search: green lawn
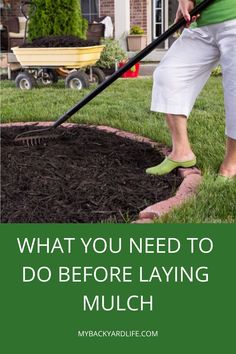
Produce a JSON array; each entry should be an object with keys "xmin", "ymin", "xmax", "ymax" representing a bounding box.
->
[{"xmin": 1, "ymin": 77, "xmax": 235, "ymax": 223}]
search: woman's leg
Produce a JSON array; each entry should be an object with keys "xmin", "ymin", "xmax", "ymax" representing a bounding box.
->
[
  {"xmin": 219, "ymin": 20, "xmax": 236, "ymax": 178},
  {"xmin": 146, "ymin": 113, "xmax": 196, "ymax": 175},
  {"xmin": 166, "ymin": 114, "xmax": 195, "ymax": 162},
  {"xmin": 219, "ymin": 138, "xmax": 236, "ymax": 177},
  {"xmin": 148, "ymin": 27, "xmax": 219, "ymax": 175}
]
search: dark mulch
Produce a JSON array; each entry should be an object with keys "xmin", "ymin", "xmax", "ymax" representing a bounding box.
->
[
  {"xmin": 20, "ymin": 35, "xmax": 100, "ymax": 48},
  {"xmin": 1, "ymin": 126, "xmax": 182, "ymax": 223}
]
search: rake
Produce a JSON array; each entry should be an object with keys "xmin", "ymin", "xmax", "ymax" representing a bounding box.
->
[{"xmin": 14, "ymin": 0, "xmax": 215, "ymax": 146}]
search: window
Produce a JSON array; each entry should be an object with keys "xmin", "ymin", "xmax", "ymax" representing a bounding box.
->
[
  {"xmin": 153, "ymin": 0, "xmax": 164, "ymax": 38},
  {"xmin": 81, "ymin": 0, "xmax": 100, "ymax": 23}
]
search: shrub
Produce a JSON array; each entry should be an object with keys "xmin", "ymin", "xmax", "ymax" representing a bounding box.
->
[
  {"xmin": 28, "ymin": 0, "xmax": 88, "ymax": 40},
  {"xmin": 96, "ymin": 38, "xmax": 127, "ymax": 69},
  {"xmin": 130, "ymin": 25, "xmax": 145, "ymax": 35}
]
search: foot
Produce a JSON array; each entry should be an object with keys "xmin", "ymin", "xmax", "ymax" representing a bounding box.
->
[
  {"xmin": 168, "ymin": 152, "xmax": 196, "ymax": 162},
  {"xmin": 219, "ymin": 164, "xmax": 236, "ymax": 179},
  {"xmin": 146, "ymin": 156, "xmax": 197, "ymax": 176}
]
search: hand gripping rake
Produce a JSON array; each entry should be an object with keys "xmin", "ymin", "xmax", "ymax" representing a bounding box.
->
[{"xmin": 14, "ymin": 0, "xmax": 215, "ymax": 145}]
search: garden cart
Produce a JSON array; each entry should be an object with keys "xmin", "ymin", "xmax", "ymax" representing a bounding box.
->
[
  {"xmin": 12, "ymin": 45, "xmax": 106, "ymax": 90},
  {"xmin": 12, "ymin": 0, "xmax": 106, "ymax": 90}
]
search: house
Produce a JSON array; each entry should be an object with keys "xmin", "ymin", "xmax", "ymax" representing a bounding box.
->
[
  {"xmin": 1, "ymin": 0, "xmax": 178, "ymax": 78},
  {"xmin": 1, "ymin": 0, "xmax": 177, "ymax": 60},
  {"xmin": 81, "ymin": 0, "xmax": 178, "ymax": 61}
]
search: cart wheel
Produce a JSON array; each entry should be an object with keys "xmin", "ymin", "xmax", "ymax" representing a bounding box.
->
[
  {"xmin": 65, "ymin": 71, "xmax": 90, "ymax": 90},
  {"xmin": 15, "ymin": 72, "xmax": 37, "ymax": 90},
  {"xmin": 86, "ymin": 66, "xmax": 106, "ymax": 84},
  {"xmin": 41, "ymin": 69, "xmax": 58, "ymax": 85}
]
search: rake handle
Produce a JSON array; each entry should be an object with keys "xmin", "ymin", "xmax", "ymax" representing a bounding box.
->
[{"xmin": 53, "ymin": 0, "xmax": 215, "ymax": 129}]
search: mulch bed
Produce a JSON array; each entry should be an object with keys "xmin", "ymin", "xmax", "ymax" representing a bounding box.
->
[
  {"xmin": 20, "ymin": 35, "xmax": 100, "ymax": 48},
  {"xmin": 1, "ymin": 126, "xmax": 182, "ymax": 223}
]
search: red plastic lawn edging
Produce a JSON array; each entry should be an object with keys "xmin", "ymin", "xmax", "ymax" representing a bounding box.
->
[{"xmin": 1, "ymin": 122, "xmax": 202, "ymax": 223}]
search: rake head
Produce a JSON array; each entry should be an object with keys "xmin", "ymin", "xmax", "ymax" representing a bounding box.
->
[{"xmin": 14, "ymin": 127, "xmax": 58, "ymax": 146}]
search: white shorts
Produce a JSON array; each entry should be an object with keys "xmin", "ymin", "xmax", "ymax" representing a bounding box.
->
[{"xmin": 151, "ymin": 19, "xmax": 236, "ymax": 140}]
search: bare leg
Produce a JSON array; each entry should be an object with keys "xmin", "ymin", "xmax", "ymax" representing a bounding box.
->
[
  {"xmin": 146, "ymin": 114, "xmax": 196, "ymax": 175},
  {"xmin": 219, "ymin": 137, "xmax": 236, "ymax": 178},
  {"xmin": 166, "ymin": 114, "xmax": 196, "ymax": 161}
]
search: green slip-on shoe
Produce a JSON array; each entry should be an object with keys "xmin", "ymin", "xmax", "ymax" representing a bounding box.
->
[{"xmin": 146, "ymin": 157, "xmax": 197, "ymax": 176}]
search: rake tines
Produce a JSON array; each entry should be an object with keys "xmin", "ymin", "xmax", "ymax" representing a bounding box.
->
[
  {"xmin": 14, "ymin": 127, "xmax": 58, "ymax": 146},
  {"xmin": 15, "ymin": 134, "xmax": 57, "ymax": 146}
]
